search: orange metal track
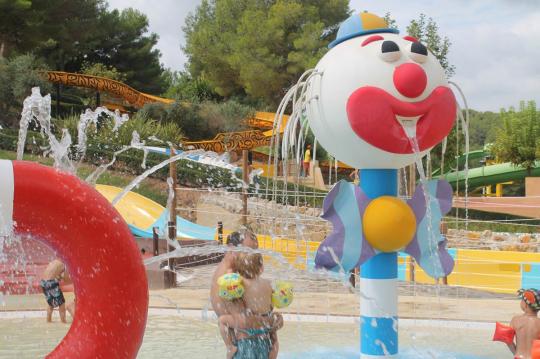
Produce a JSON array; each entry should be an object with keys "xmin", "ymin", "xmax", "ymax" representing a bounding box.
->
[{"xmin": 46, "ymin": 71, "xmax": 287, "ymax": 151}]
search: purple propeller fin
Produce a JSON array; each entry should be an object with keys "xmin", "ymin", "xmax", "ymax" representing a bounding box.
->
[
  {"xmin": 314, "ymin": 180, "xmax": 375, "ymax": 272},
  {"xmin": 405, "ymin": 180, "xmax": 454, "ymax": 278}
]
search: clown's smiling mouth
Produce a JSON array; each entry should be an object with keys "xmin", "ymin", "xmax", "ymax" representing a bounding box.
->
[
  {"xmin": 346, "ymin": 86, "xmax": 457, "ymax": 154},
  {"xmin": 396, "ymin": 115, "xmax": 421, "ymax": 139}
]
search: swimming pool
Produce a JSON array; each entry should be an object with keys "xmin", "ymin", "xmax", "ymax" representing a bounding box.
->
[{"xmin": 0, "ymin": 310, "xmax": 506, "ymax": 358}]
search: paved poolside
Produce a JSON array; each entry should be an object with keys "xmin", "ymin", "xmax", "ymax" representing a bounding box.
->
[{"xmin": 1, "ymin": 261, "xmax": 519, "ymax": 325}]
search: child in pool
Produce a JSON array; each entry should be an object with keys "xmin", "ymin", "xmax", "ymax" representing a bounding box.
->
[
  {"xmin": 40, "ymin": 259, "xmax": 75, "ymax": 323},
  {"xmin": 219, "ymin": 253, "xmax": 280, "ymax": 359},
  {"xmin": 503, "ymin": 289, "xmax": 540, "ymax": 359}
]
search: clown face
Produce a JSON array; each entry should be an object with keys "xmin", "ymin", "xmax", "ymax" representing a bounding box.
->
[{"xmin": 306, "ymin": 32, "xmax": 457, "ymax": 169}]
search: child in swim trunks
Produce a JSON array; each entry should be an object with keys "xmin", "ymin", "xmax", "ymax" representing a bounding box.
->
[
  {"xmin": 40, "ymin": 259, "xmax": 72, "ymax": 323},
  {"xmin": 219, "ymin": 253, "xmax": 279, "ymax": 359},
  {"xmin": 495, "ymin": 288, "xmax": 540, "ymax": 359}
]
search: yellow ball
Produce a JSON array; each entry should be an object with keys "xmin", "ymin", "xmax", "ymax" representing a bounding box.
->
[
  {"xmin": 217, "ymin": 273, "xmax": 245, "ymax": 300},
  {"xmin": 362, "ymin": 196, "xmax": 416, "ymax": 252},
  {"xmin": 272, "ymin": 281, "xmax": 294, "ymax": 309}
]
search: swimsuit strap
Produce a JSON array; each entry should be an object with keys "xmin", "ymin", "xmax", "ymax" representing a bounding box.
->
[
  {"xmin": 237, "ymin": 327, "xmax": 270, "ymax": 337},
  {"xmin": 245, "ymin": 308, "xmax": 273, "ymax": 317}
]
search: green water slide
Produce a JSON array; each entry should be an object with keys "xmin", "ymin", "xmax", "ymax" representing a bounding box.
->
[
  {"xmin": 431, "ymin": 149, "xmax": 487, "ymax": 177},
  {"xmin": 440, "ymin": 161, "xmax": 540, "ymax": 190}
]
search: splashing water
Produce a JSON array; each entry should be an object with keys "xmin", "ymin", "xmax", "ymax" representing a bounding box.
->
[
  {"xmin": 77, "ymin": 107, "xmax": 128, "ymax": 160},
  {"xmin": 266, "ymin": 68, "xmax": 323, "ymax": 206},
  {"xmin": 16, "ymin": 88, "xmax": 133, "ymax": 175},
  {"xmin": 449, "ymin": 81, "xmax": 471, "ymax": 230},
  {"xmin": 406, "ymin": 133, "xmax": 442, "ymax": 277},
  {"xmin": 164, "ymin": 177, "xmax": 180, "ymax": 250},
  {"xmin": 17, "ymin": 87, "xmax": 47, "ymax": 160},
  {"xmin": 17, "ymin": 87, "xmax": 75, "ymax": 173},
  {"xmin": 111, "ymin": 150, "xmax": 205, "ymax": 206},
  {"xmin": 130, "ymin": 131, "xmax": 149, "ymax": 169},
  {"xmin": 85, "ymin": 131, "xmax": 149, "ymax": 186}
]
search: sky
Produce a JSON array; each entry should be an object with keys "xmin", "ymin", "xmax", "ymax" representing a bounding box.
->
[{"xmin": 106, "ymin": 0, "xmax": 540, "ymax": 112}]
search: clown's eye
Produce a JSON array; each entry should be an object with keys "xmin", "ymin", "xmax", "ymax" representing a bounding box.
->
[
  {"xmin": 380, "ymin": 41, "xmax": 401, "ymax": 62},
  {"xmin": 409, "ymin": 42, "xmax": 428, "ymax": 63}
]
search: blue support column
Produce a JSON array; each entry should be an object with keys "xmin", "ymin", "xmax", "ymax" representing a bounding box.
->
[{"xmin": 359, "ymin": 169, "xmax": 398, "ymax": 358}]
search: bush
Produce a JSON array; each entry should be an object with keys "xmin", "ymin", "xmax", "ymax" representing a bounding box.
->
[
  {"xmin": 160, "ymin": 101, "xmax": 208, "ymax": 139},
  {"xmin": 163, "ymin": 70, "xmax": 220, "ymax": 102},
  {"xmin": 140, "ymin": 99, "xmax": 254, "ymax": 141},
  {"xmin": 81, "ymin": 62, "xmax": 126, "ymax": 82},
  {"xmin": 0, "ymin": 54, "xmax": 51, "ymax": 128},
  {"xmin": 197, "ymin": 100, "xmax": 253, "ymax": 135},
  {"xmin": 0, "ymin": 126, "xmax": 242, "ymax": 189},
  {"xmin": 0, "ymin": 128, "xmax": 49, "ymax": 154},
  {"xmin": 55, "ymin": 111, "xmax": 184, "ymax": 148},
  {"xmin": 84, "ymin": 145, "xmax": 243, "ymax": 189}
]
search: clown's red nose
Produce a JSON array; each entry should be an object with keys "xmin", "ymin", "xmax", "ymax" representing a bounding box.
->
[{"xmin": 393, "ymin": 63, "xmax": 427, "ymax": 98}]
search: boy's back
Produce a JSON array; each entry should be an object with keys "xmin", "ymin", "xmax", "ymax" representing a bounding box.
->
[
  {"xmin": 243, "ymin": 277, "xmax": 273, "ymax": 316},
  {"xmin": 511, "ymin": 314, "xmax": 540, "ymax": 359},
  {"xmin": 42, "ymin": 259, "xmax": 64, "ymax": 280},
  {"xmin": 235, "ymin": 253, "xmax": 274, "ymax": 329}
]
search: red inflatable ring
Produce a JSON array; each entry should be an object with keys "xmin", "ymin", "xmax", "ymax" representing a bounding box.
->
[{"xmin": 0, "ymin": 160, "xmax": 148, "ymax": 358}]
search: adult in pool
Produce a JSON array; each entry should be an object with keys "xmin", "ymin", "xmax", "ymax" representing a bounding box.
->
[
  {"xmin": 219, "ymin": 253, "xmax": 277, "ymax": 359},
  {"xmin": 210, "ymin": 228, "xmax": 283, "ymax": 358}
]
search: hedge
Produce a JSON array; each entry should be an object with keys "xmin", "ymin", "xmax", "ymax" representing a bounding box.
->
[{"xmin": 0, "ymin": 128, "xmax": 327, "ymax": 206}]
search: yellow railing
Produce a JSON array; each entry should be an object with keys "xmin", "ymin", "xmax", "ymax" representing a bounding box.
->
[
  {"xmin": 213, "ymin": 231, "xmax": 540, "ymax": 293},
  {"xmin": 403, "ymin": 249, "xmax": 540, "ymax": 294}
]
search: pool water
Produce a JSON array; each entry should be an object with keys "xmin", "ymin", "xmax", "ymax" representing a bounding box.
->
[{"xmin": 0, "ymin": 313, "xmax": 507, "ymax": 358}]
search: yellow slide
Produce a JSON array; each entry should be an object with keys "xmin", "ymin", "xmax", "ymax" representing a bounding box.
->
[
  {"xmin": 95, "ymin": 185, "xmax": 216, "ymax": 240},
  {"xmin": 94, "ymin": 184, "xmax": 316, "ymax": 266}
]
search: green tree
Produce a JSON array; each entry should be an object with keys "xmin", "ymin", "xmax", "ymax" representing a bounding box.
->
[
  {"xmin": 492, "ymin": 101, "xmax": 539, "ymax": 175},
  {"xmin": 382, "ymin": 12, "xmax": 397, "ymax": 30},
  {"xmin": 30, "ymin": 0, "xmax": 105, "ymax": 70},
  {"xmin": 1, "ymin": 2, "xmax": 166, "ymax": 94},
  {"xmin": 197, "ymin": 100, "xmax": 253, "ymax": 136},
  {"xmin": 0, "ymin": 54, "xmax": 51, "ymax": 127},
  {"xmin": 0, "ymin": 0, "xmax": 32, "ymax": 58},
  {"xmin": 70, "ymin": 62, "xmax": 127, "ymax": 108},
  {"xmin": 467, "ymin": 110, "xmax": 501, "ymax": 150},
  {"xmin": 183, "ymin": 0, "xmax": 349, "ymax": 105},
  {"xmin": 84, "ymin": 8, "xmax": 166, "ymax": 94},
  {"xmin": 163, "ymin": 70, "xmax": 220, "ymax": 102},
  {"xmin": 81, "ymin": 62, "xmax": 126, "ymax": 82},
  {"xmin": 139, "ymin": 98, "xmax": 254, "ymax": 141},
  {"xmin": 406, "ymin": 13, "xmax": 455, "ymax": 77}
]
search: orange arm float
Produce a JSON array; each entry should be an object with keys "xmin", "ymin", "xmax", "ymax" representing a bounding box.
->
[
  {"xmin": 532, "ymin": 340, "xmax": 540, "ymax": 359},
  {"xmin": 492, "ymin": 322, "xmax": 515, "ymax": 345}
]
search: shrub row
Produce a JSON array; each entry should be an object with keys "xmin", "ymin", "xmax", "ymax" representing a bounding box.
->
[
  {"xmin": 0, "ymin": 129, "xmax": 242, "ymax": 189},
  {"xmin": 0, "ymin": 129, "xmax": 326, "ymax": 207}
]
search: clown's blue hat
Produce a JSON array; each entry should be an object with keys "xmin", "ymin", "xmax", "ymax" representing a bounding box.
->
[{"xmin": 329, "ymin": 12, "xmax": 399, "ymax": 48}]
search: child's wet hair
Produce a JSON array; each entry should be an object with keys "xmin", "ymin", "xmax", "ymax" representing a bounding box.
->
[
  {"xmin": 226, "ymin": 231, "xmax": 244, "ymax": 246},
  {"xmin": 226, "ymin": 226, "xmax": 256, "ymax": 247},
  {"xmin": 235, "ymin": 253, "xmax": 263, "ymax": 279}
]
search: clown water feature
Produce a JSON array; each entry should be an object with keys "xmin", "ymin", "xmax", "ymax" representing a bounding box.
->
[{"xmin": 274, "ymin": 12, "xmax": 458, "ymax": 358}]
